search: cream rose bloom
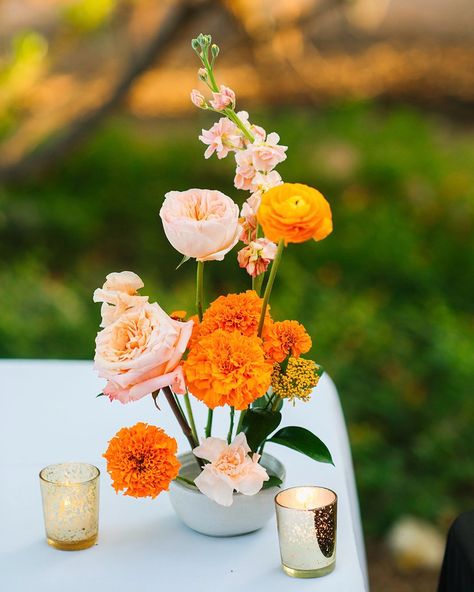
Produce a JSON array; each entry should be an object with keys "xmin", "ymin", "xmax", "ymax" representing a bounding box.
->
[
  {"xmin": 193, "ymin": 433, "xmax": 269, "ymax": 506},
  {"xmin": 93, "ymin": 271, "xmax": 148, "ymax": 328},
  {"xmin": 159, "ymin": 189, "xmax": 241, "ymax": 262},
  {"xmin": 94, "ymin": 302, "xmax": 193, "ymax": 403}
]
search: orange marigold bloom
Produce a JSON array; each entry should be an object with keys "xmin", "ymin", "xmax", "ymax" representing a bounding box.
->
[
  {"xmin": 184, "ymin": 329, "xmax": 272, "ymax": 410},
  {"xmin": 103, "ymin": 422, "xmax": 180, "ymax": 499},
  {"xmin": 257, "ymin": 182, "xmax": 332, "ymax": 245},
  {"xmin": 170, "ymin": 310, "xmax": 187, "ymax": 320},
  {"xmin": 195, "ymin": 291, "xmax": 271, "ymax": 343},
  {"xmin": 263, "ymin": 320, "xmax": 312, "ymax": 363}
]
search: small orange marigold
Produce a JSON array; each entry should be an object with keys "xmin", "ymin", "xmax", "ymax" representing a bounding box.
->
[
  {"xmin": 263, "ymin": 320, "xmax": 312, "ymax": 363},
  {"xmin": 103, "ymin": 422, "xmax": 180, "ymax": 499},
  {"xmin": 184, "ymin": 329, "xmax": 272, "ymax": 410},
  {"xmin": 194, "ymin": 291, "xmax": 271, "ymax": 343}
]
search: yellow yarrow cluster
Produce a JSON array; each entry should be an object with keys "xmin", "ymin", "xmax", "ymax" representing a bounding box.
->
[{"xmin": 272, "ymin": 358, "xmax": 320, "ymax": 403}]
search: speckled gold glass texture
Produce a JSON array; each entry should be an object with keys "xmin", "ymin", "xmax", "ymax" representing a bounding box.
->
[
  {"xmin": 39, "ymin": 462, "xmax": 100, "ymax": 550},
  {"xmin": 275, "ymin": 486, "xmax": 337, "ymax": 578}
]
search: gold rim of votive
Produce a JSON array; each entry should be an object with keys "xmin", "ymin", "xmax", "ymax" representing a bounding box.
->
[
  {"xmin": 275, "ymin": 485, "xmax": 337, "ymax": 511},
  {"xmin": 39, "ymin": 462, "xmax": 100, "ymax": 486},
  {"xmin": 282, "ymin": 561, "xmax": 336, "ymax": 578}
]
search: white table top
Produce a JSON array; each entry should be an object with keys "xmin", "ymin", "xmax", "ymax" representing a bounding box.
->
[{"xmin": 1, "ymin": 360, "xmax": 368, "ymax": 591}]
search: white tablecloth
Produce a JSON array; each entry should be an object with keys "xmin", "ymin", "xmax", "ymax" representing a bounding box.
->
[{"xmin": 1, "ymin": 360, "xmax": 368, "ymax": 591}]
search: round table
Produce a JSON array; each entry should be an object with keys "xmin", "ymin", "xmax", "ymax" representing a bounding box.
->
[{"xmin": 1, "ymin": 359, "xmax": 368, "ymax": 591}]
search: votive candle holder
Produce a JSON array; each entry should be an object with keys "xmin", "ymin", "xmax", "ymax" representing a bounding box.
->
[
  {"xmin": 39, "ymin": 462, "xmax": 100, "ymax": 550},
  {"xmin": 275, "ymin": 486, "xmax": 337, "ymax": 578}
]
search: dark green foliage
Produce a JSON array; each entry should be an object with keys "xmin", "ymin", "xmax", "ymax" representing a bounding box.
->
[
  {"xmin": 268, "ymin": 426, "xmax": 334, "ymax": 465},
  {"xmin": 1, "ymin": 103, "xmax": 473, "ymax": 535},
  {"xmin": 241, "ymin": 408, "xmax": 282, "ymax": 452}
]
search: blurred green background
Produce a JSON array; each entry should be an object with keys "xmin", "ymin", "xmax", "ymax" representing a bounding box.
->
[{"xmin": 1, "ymin": 0, "xmax": 474, "ymax": 558}]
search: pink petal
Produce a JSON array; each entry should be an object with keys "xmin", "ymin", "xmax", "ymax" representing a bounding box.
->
[
  {"xmin": 194, "ymin": 467, "xmax": 235, "ymax": 507},
  {"xmin": 193, "ymin": 437, "xmax": 228, "ymax": 462}
]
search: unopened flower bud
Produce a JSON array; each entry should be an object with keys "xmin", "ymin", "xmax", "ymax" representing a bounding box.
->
[
  {"xmin": 198, "ymin": 67, "xmax": 208, "ymax": 81},
  {"xmin": 211, "ymin": 44, "xmax": 220, "ymax": 58},
  {"xmin": 190, "ymin": 89, "xmax": 207, "ymax": 109}
]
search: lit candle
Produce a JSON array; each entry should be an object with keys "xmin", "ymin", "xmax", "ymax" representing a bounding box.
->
[
  {"xmin": 39, "ymin": 462, "xmax": 100, "ymax": 551},
  {"xmin": 275, "ymin": 486, "xmax": 337, "ymax": 578}
]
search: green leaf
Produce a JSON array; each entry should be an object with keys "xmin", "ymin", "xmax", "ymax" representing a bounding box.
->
[
  {"xmin": 176, "ymin": 255, "xmax": 190, "ymax": 270},
  {"xmin": 96, "ymin": 392, "xmax": 105, "ymax": 398},
  {"xmin": 262, "ymin": 475, "xmax": 283, "ymax": 490},
  {"xmin": 267, "ymin": 426, "xmax": 334, "ymax": 465},
  {"xmin": 251, "ymin": 393, "xmax": 271, "ymax": 409},
  {"xmin": 251, "ymin": 392, "xmax": 283, "ymax": 412},
  {"xmin": 151, "ymin": 390, "xmax": 160, "ymax": 410},
  {"xmin": 241, "ymin": 408, "xmax": 282, "ymax": 452}
]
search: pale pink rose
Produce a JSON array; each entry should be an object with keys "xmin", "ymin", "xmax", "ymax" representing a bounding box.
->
[
  {"xmin": 239, "ymin": 191, "xmax": 261, "ymax": 243},
  {"xmin": 250, "ymin": 132, "xmax": 287, "ymax": 172},
  {"xmin": 237, "ymin": 238, "xmax": 278, "ymax": 277},
  {"xmin": 234, "ymin": 148, "xmax": 256, "ymax": 191},
  {"xmin": 210, "ymin": 85, "xmax": 235, "ymax": 110},
  {"xmin": 93, "ymin": 271, "xmax": 148, "ymax": 328},
  {"xmin": 193, "ymin": 433, "xmax": 269, "ymax": 506},
  {"xmin": 190, "ymin": 89, "xmax": 206, "ymax": 108},
  {"xmin": 251, "ymin": 169, "xmax": 283, "ymax": 192},
  {"xmin": 94, "ymin": 302, "xmax": 193, "ymax": 403},
  {"xmin": 160, "ymin": 189, "xmax": 241, "ymax": 261},
  {"xmin": 199, "ymin": 117, "xmax": 243, "ymax": 159}
]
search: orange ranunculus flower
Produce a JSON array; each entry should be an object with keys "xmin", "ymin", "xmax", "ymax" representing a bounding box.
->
[
  {"xmin": 257, "ymin": 182, "xmax": 332, "ymax": 244},
  {"xmin": 183, "ymin": 329, "xmax": 272, "ymax": 410},
  {"xmin": 263, "ymin": 320, "xmax": 312, "ymax": 363},
  {"xmin": 103, "ymin": 422, "xmax": 180, "ymax": 498}
]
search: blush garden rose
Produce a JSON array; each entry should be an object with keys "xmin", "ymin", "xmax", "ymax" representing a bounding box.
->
[
  {"xmin": 94, "ymin": 299, "xmax": 193, "ymax": 403},
  {"xmin": 160, "ymin": 189, "xmax": 241, "ymax": 262}
]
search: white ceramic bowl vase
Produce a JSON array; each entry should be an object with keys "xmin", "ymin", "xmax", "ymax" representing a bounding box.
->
[{"xmin": 168, "ymin": 451, "xmax": 286, "ymax": 537}]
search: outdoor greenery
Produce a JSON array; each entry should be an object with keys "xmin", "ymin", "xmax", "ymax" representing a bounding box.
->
[{"xmin": 1, "ymin": 102, "xmax": 473, "ymax": 535}]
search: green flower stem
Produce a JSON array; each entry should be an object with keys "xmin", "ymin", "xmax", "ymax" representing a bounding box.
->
[
  {"xmin": 236, "ymin": 408, "xmax": 246, "ymax": 434},
  {"xmin": 162, "ymin": 386, "xmax": 203, "ymax": 469},
  {"xmin": 224, "ymin": 108, "xmax": 254, "ymax": 143},
  {"xmin": 264, "ymin": 393, "xmax": 276, "ymax": 410},
  {"xmin": 227, "ymin": 407, "xmax": 235, "ymax": 444},
  {"xmin": 196, "ymin": 260, "xmax": 204, "ymax": 322},
  {"xmin": 202, "ymin": 53, "xmax": 219, "ymax": 91},
  {"xmin": 183, "ymin": 392, "xmax": 199, "ymax": 445},
  {"xmin": 175, "ymin": 475, "xmax": 196, "ymax": 487},
  {"xmin": 257, "ymin": 239, "xmax": 285, "ymax": 337},
  {"xmin": 253, "ymin": 272, "xmax": 265, "ymax": 296},
  {"xmin": 272, "ymin": 397, "xmax": 282, "ymax": 412},
  {"xmin": 173, "ymin": 391, "xmax": 185, "ymax": 417},
  {"xmin": 205, "ymin": 408, "xmax": 214, "ymax": 438}
]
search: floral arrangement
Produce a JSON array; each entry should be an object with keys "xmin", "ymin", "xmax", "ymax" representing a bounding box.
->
[{"xmin": 94, "ymin": 34, "xmax": 333, "ymax": 508}]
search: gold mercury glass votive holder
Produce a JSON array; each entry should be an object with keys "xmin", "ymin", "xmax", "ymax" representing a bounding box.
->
[
  {"xmin": 39, "ymin": 462, "xmax": 100, "ymax": 550},
  {"xmin": 275, "ymin": 486, "xmax": 337, "ymax": 578}
]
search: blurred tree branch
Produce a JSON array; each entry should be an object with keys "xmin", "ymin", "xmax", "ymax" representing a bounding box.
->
[{"xmin": 0, "ymin": 0, "xmax": 211, "ymax": 183}]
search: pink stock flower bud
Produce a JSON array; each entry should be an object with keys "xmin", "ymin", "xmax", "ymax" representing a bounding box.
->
[
  {"xmin": 237, "ymin": 238, "xmax": 278, "ymax": 277},
  {"xmin": 190, "ymin": 89, "xmax": 206, "ymax": 108},
  {"xmin": 210, "ymin": 85, "xmax": 236, "ymax": 110}
]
